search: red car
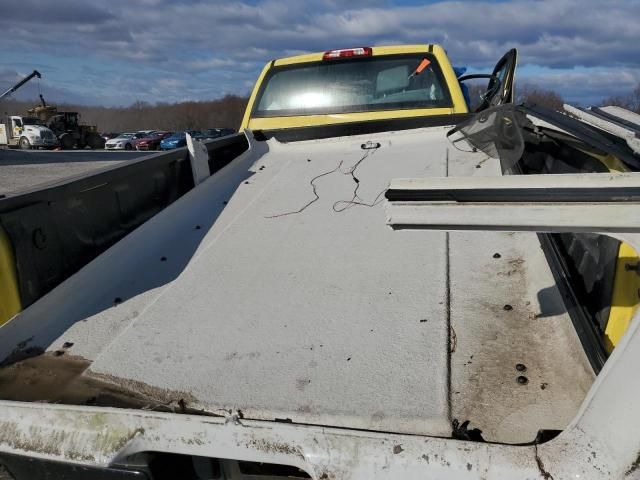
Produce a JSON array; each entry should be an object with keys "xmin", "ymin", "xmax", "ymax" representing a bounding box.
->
[{"xmin": 135, "ymin": 131, "xmax": 173, "ymax": 151}]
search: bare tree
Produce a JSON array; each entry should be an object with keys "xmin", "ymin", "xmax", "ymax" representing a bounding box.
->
[
  {"xmin": 460, "ymin": 82, "xmax": 564, "ymax": 112},
  {"xmin": 0, "ymin": 95, "xmax": 249, "ymax": 133},
  {"xmin": 602, "ymin": 84, "xmax": 640, "ymax": 113},
  {"xmin": 515, "ymin": 84, "xmax": 565, "ymax": 111}
]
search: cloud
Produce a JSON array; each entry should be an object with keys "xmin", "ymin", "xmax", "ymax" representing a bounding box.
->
[
  {"xmin": 185, "ymin": 58, "xmax": 257, "ymax": 72},
  {"xmin": 0, "ymin": 0, "xmax": 114, "ymax": 24},
  {"xmin": 520, "ymin": 66, "xmax": 640, "ymax": 104},
  {"xmin": 0, "ymin": 67, "xmax": 95, "ymax": 105},
  {"xmin": 0, "ymin": 0, "xmax": 639, "ymax": 105}
]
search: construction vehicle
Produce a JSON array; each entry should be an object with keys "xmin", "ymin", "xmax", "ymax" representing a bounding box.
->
[
  {"xmin": 0, "ymin": 70, "xmax": 59, "ymax": 149},
  {"xmin": 0, "ymin": 70, "xmax": 41, "ymax": 101},
  {"xmin": 28, "ymin": 94, "xmax": 105, "ymax": 149},
  {"xmin": 0, "ymin": 45, "xmax": 640, "ymax": 479}
]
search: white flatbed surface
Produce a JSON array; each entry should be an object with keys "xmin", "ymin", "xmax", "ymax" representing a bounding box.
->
[
  {"xmin": 81, "ymin": 128, "xmax": 455, "ymax": 436},
  {"xmin": 1, "ymin": 127, "xmax": 594, "ymax": 443}
]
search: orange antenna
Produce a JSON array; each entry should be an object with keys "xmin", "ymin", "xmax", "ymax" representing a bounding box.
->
[{"xmin": 409, "ymin": 58, "xmax": 431, "ymax": 79}]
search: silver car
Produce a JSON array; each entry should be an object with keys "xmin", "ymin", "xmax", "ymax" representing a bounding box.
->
[{"xmin": 104, "ymin": 132, "xmax": 145, "ymax": 150}]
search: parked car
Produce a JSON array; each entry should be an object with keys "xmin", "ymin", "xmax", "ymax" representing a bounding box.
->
[
  {"xmin": 105, "ymin": 132, "xmax": 147, "ymax": 150},
  {"xmin": 159, "ymin": 130, "xmax": 203, "ymax": 150},
  {"xmin": 101, "ymin": 132, "xmax": 120, "ymax": 142},
  {"xmin": 202, "ymin": 128, "xmax": 236, "ymax": 140},
  {"xmin": 135, "ymin": 131, "xmax": 173, "ymax": 151}
]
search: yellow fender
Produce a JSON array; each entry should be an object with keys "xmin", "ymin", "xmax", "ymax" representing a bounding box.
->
[
  {"xmin": 0, "ymin": 226, "xmax": 21, "ymax": 325},
  {"xmin": 605, "ymin": 242, "xmax": 640, "ymax": 352}
]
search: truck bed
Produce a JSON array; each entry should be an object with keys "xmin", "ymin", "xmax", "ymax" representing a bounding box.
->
[{"xmin": 0, "ymin": 127, "xmax": 594, "ymax": 443}]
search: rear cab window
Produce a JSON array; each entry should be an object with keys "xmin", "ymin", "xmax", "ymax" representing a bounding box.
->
[{"xmin": 253, "ymin": 53, "xmax": 452, "ymax": 118}]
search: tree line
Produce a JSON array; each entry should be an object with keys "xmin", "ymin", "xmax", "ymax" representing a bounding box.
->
[{"xmin": 0, "ymin": 95, "xmax": 249, "ymax": 133}]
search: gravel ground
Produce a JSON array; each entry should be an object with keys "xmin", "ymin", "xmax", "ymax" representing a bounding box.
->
[{"xmin": 0, "ymin": 149, "xmax": 150, "ymax": 195}]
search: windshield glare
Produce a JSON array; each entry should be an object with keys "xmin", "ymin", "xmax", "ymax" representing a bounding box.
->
[{"xmin": 254, "ymin": 54, "xmax": 452, "ymax": 117}]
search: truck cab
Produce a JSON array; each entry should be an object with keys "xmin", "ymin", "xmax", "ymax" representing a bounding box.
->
[
  {"xmin": 241, "ymin": 44, "xmax": 517, "ymax": 136},
  {"xmin": 0, "ymin": 115, "xmax": 58, "ymax": 149}
]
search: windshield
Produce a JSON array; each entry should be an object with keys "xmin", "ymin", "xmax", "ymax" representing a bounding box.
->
[
  {"xmin": 253, "ymin": 53, "xmax": 452, "ymax": 117},
  {"xmin": 21, "ymin": 117, "xmax": 42, "ymax": 125}
]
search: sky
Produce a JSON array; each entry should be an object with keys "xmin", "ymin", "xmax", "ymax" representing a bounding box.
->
[{"xmin": 1, "ymin": 0, "xmax": 639, "ymax": 107}]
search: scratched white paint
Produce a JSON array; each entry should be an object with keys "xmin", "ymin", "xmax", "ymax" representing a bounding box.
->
[{"xmin": 0, "ymin": 119, "xmax": 639, "ymax": 477}]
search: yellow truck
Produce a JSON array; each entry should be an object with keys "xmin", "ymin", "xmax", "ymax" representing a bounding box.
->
[
  {"xmin": 241, "ymin": 44, "xmax": 515, "ymax": 132},
  {"xmin": 0, "ymin": 44, "xmax": 640, "ymax": 479}
]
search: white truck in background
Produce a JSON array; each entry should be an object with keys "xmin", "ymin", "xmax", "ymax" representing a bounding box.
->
[
  {"xmin": 0, "ymin": 114, "xmax": 59, "ymax": 149},
  {"xmin": 0, "ymin": 70, "xmax": 59, "ymax": 149}
]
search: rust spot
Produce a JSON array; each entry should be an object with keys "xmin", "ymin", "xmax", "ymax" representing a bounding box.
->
[
  {"xmin": 318, "ymin": 471, "xmax": 336, "ymax": 480},
  {"xmin": 534, "ymin": 443, "xmax": 555, "ymax": 480},
  {"xmin": 626, "ymin": 451, "xmax": 640, "ymax": 476},
  {"xmin": 0, "ymin": 352, "xmax": 201, "ymax": 413},
  {"xmin": 246, "ymin": 438, "xmax": 305, "ymax": 461},
  {"xmin": 497, "ymin": 257, "xmax": 525, "ymax": 277}
]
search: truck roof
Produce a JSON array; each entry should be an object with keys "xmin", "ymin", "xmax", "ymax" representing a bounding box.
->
[
  {"xmin": 0, "ymin": 125, "xmax": 593, "ymax": 443},
  {"xmin": 273, "ymin": 44, "xmax": 437, "ymax": 66}
]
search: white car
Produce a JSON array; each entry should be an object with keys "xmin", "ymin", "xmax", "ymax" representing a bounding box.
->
[{"xmin": 104, "ymin": 132, "xmax": 146, "ymax": 150}]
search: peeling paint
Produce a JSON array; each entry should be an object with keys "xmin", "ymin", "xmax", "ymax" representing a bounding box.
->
[{"xmin": 246, "ymin": 438, "xmax": 305, "ymax": 461}]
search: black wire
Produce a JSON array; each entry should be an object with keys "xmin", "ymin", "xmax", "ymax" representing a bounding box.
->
[
  {"xmin": 266, "ymin": 143, "xmax": 383, "ymax": 218},
  {"xmin": 449, "ymin": 136, "xmax": 478, "ymax": 153},
  {"xmin": 264, "ymin": 160, "xmax": 344, "ymax": 218},
  {"xmin": 333, "ymin": 147, "xmax": 382, "ymax": 212},
  {"xmin": 332, "ymin": 188, "xmax": 387, "ymax": 212}
]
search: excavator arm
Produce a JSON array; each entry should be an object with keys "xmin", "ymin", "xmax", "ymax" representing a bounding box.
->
[{"xmin": 0, "ymin": 70, "xmax": 41, "ymax": 101}]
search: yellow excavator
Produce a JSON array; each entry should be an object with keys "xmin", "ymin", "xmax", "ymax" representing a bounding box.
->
[{"xmin": 28, "ymin": 94, "xmax": 104, "ymax": 149}]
